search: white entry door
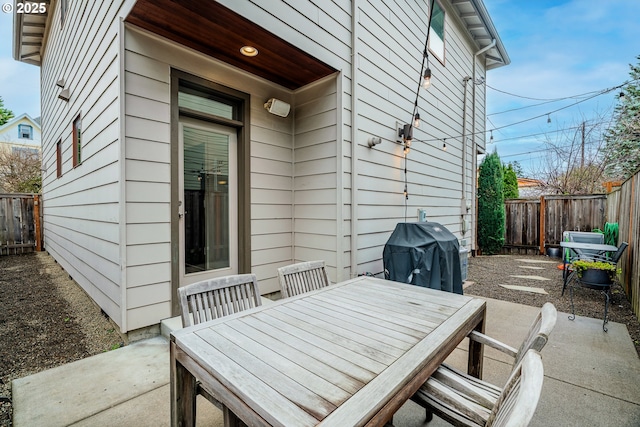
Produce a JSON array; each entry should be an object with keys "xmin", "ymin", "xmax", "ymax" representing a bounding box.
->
[{"xmin": 178, "ymin": 118, "xmax": 238, "ymax": 286}]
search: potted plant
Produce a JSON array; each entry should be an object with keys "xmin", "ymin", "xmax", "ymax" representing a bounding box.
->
[{"xmin": 571, "ymin": 259, "xmax": 619, "ymax": 285}]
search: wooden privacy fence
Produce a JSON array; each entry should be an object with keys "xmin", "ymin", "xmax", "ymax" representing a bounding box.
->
[
  {"xmin": 0, "ymin": 193, "xmax": 42, "ymax": 255},
  {"xmin": 503, "ymin": 194, "xmax": 608, "ymax": 255},
  {"xmin": 606, "ymin": 172, "xmax": 640, "ymax": 320}
]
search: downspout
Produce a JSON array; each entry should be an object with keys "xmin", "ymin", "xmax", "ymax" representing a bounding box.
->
[
  {"xmin": 118, "ymin": 17, "xmax": 128, "ymax": 333},
  {"xmin": 350, "ymin": 1, "xmax": 359, "ymax": 278},
  {"xmin": 470, "ymin": 39, "xmax": 496, "ymax": 251}
]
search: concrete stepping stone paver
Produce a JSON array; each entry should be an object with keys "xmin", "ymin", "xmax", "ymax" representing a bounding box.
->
[
  {"xmin": 499, "ymin": 284, "xmax": 549, "ymax": 294},
  {"xmin": 510, "ymin": 275, "xmax": 551, "ymax": 281}
]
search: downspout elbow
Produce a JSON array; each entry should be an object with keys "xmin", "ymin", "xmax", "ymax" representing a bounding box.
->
[{"xmin": 475, "ymin": 39, "xmax": 496, "ymax": 58}]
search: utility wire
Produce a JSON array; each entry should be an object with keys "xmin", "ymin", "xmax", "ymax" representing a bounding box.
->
[{"xmin": 412, "ymin": 79, "xmax": 632, "ymax": 145}]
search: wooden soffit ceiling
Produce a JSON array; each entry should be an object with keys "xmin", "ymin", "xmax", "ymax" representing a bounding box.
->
[{"xmin": 125, "ymin": 0, "xmax": 336, "ymax": 90}]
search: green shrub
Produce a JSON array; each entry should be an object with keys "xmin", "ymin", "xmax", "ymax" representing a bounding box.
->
[{"xmin": 478, "ymin": 151, "xmax": 505, "ymax": 254}]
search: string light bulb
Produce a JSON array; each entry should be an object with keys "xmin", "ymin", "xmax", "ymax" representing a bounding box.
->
[
  {"xmin": 547, "ymin": 114, "xmax": 551, "ymax": 124},
  {"xmin": 489, "ymin": 130, "xmax": 494, "ymax": 142},
  {"xmin": 442, "ymin": 139, "xmax": 447, "ymax": 151},
  {"xmin": 413, "ymin": 112, "xmax": 421, "ymax": 128},
  {"xmin": 422, "ymin": 68, "xmax": 432, "ymax": 89}
]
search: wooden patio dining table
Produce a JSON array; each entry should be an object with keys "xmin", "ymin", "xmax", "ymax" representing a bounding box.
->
[{"xmin": 170, "ymin": 276, "xmax": 486, "ymax": 427}]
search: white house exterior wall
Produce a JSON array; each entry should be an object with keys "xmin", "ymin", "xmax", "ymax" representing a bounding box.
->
[
  {"xmin": 36, "ymin": 0, "xmax": 491, "ymax": 332},
  {"xmin": 40, "ymin": 0, "xmax": 125, "ymax": 325},
  {"xmin": 123, "ymin": 27, "xmax": 310, "ymax": 328}
]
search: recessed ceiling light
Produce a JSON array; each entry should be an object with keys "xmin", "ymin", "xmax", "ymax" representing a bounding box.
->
[{"xmin": 240, "ymin": 46, "xmax": 258, "ymax": 57}]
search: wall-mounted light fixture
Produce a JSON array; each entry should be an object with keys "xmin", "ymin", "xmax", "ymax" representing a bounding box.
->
[
  {"xmin": 264, "ymin": 98, "xmax": 290, "ymax": 117},
  {"xmin": 398, "ymin": 124, "xmax": 412, "ymax": 155},
  {"xmin": 398, "ymin": 123, "xmax": 413, "ymax": 143},
  {"xmin": 56, "ymin": 78, "xmax": 65, "ymax": 88}
]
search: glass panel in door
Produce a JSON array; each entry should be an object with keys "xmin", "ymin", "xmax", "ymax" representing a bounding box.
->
[{"xmin": 180, "ymin": 120, "xmax": 237, "ymax": 280}]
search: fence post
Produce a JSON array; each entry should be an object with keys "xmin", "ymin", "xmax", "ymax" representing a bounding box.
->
[
  {"xmin": 539, "ymin": 195, "xmax": 546, "ymax": 255},
  {"xmin": 34, "ymin": 194, "xmax": 42, "ymax": 251}
]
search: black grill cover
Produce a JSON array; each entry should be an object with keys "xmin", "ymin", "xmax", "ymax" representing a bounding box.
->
[{"xmin": 383, "ymin": 222, "xmax": 463, "ymax": 294}]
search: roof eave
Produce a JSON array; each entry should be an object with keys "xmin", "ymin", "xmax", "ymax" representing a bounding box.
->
[{"xmin": 471, "ymin": 0, "xmax": 510, "ymax": 68}]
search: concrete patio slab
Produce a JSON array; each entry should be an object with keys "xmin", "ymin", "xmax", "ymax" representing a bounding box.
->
[{"xmin": 12, "ymin": 298, "xmax": 640, "ymax": 427}]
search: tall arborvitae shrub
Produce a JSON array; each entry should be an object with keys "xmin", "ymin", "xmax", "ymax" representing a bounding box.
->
[
  {"xmin": 478, "ymin": 152, "xmax": 505, "ymax": 254},
  {"xmin": 503, "ymin": 163, "xmax": 519, "ymax": 199}
]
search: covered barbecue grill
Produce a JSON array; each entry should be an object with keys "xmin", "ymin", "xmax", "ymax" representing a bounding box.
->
[{"xmin": 383, "ymin": 222, "xmax": 463, "ymax": 294}]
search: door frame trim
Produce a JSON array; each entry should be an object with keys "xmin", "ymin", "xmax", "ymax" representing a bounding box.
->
[{"xmin": 170, "ymin": 69, "xmax": 251, "ymax": 316}]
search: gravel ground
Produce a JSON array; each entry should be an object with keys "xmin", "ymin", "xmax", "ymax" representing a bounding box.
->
[
  {"xmin": 0, "ymin": 251, "xmax": 638, "ymax": 426},
  {"xmin": 0, "ymin": 252, "xmax": 127, "ymax": 427}
]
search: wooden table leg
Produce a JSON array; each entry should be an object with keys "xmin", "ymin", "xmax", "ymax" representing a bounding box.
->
[
  {"xmin": 223, "ymin": 405, "xmax": 248, "ymax": 427},
  {"xmin": 171, "ymin": 340, "xmax": 196, "ymax": 427},
  {"xmin": 467, "ymin": 308, "xmax": 486, "ymax": 379}
]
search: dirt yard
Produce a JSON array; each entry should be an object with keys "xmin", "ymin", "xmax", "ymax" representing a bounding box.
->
[
  {"xmin": 0, "ymin": 252, "xmax": 127, "ymax": 427},
  {"xmin": 0, "ymin": 251, "xmax": 638, "ymax": 426}
]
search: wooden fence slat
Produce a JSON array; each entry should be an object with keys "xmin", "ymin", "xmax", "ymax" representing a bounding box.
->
[
  {"xmin": 0, "ymin": 193, "xmax": 41, "ymax": 255},
  {"xmin": 502, "ymin": 184, "xmax": 638, "ymax": 320},
  {"xmin": 502, "ymin": 195, "xmax": 606, "ymax": 255}
]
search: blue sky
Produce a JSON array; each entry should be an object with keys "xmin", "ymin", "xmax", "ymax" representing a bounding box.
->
[
  {"xmin": 482, "ymin": 0, "xmax": 640, "ymax": 175},
  {"xmin": 2, "ymin": 1, "xmax": 639, "ymax": 176},
  {"xmin": 0, "ymin": 10, "xmax": 40, "ymax": 118}
]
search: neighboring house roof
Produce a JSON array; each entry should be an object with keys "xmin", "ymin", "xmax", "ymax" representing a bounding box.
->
[
  {"xmin": 13, "ymin": 0, "xmax": 509, "ymax": 69},
  {"xmin": 0, "ymin": 114, "xmax": 42, "ymax": 153},
  {"xmin": 0, "ymin": 113, "xmax": 42, "ymax": 135},
  {"xmin": 518, "ymin": 178, "xmax": 544, "ymax": 188}
]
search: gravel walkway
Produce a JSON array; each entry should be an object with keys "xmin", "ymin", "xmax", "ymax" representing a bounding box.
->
[{"xmin": 1, "ymin": 251, "xmax": 638, "ymax": 426}]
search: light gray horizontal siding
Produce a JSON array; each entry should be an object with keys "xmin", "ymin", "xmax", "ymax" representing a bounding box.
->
[{"xmin": 40, "ymin": 0, "xmax": 126, "ymax": 327}]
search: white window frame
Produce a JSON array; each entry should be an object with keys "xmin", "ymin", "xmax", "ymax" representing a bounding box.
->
[{"xmin": 429, "ymin": 0, "xmax": 446, "ymax": 64}]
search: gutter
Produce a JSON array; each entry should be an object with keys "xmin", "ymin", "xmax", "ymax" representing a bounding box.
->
[
  {"xmin": 12, "ymin": 9, "xmax": 23, "ymax": 61},
  {"xmin": 470, "ymin": 0, "xmax": 510, "ymax": 67}
]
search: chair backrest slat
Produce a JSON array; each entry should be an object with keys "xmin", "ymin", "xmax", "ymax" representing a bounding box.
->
[
  {"xmin": 277, "ymin": 260, "xmax": 331, "ymax": 298},
  {"xmin": 178, "ymin": 274, "xmax": 262, "ymax": 327},
  {"xmin": 514, "ymin": 302, "xmax": 557, "ymax": 367},
  {"xmin": 487, "ymin": 350, "xmax": 544, "ymax": 427}
]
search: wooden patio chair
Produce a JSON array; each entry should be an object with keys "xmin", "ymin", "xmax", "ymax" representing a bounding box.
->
[
  {"xmin": 277, "ymin": 260, "xmax": 331, "ymax": 298},
  {"xmin": 177, "ymin": 274, "xmax": 262, "ymax": 410},
  {"xmin": 411, "ymin": 302, "xmax": 556, "ymax": 425},
  {"xmin": 414, "ymin": 349, "xmax": 545, "ymax": 427}
]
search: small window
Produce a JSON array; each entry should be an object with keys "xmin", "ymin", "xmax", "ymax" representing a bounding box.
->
[
  {"xmin": 56, "ymin": 140, "xmax": 62, "ymax": 178},
  {"xmin": 18, "ymin": 124, "xmax": 33, "ymax": 139},
  {"xmin": 73, "ymin": 115, "xmax": 82, "ymax": 167},
  {"xmin": 429, "ymin": 0, "xmax": 445, "ymax": 63}
]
